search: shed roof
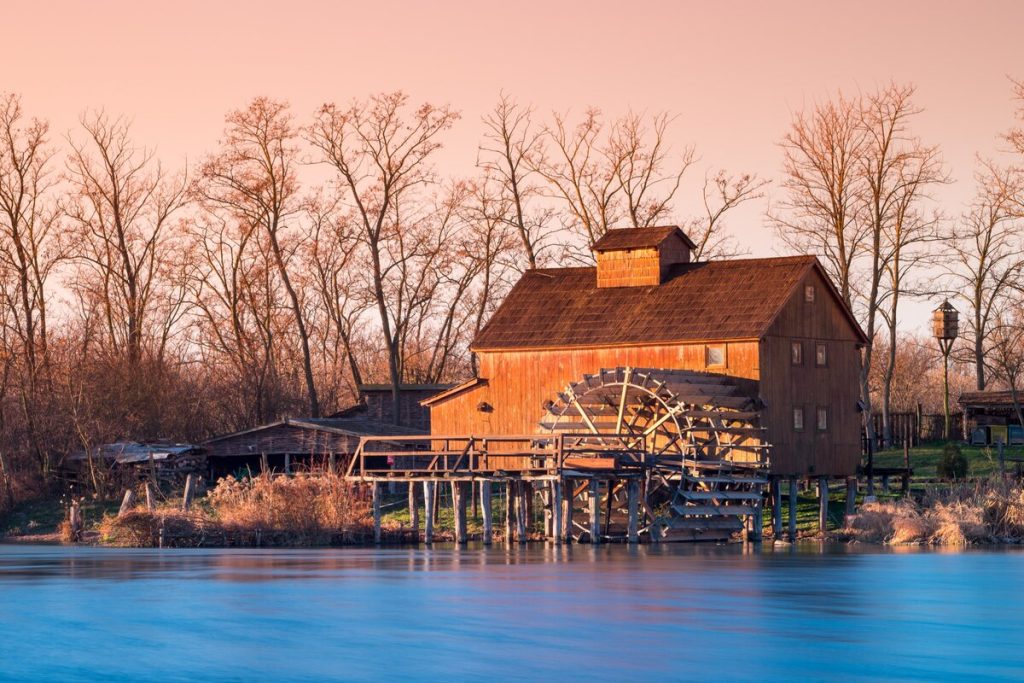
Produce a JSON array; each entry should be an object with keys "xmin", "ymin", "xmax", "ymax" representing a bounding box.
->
[
  {"xmin": 592, "ymin": 225, "xmax": 696, "ymax": 252},
  {"xmin": 959, "ymin": 391, "xmax": 1018, "ymax": 408},
  {"xmin": 472, "ymin": 255, "xmax": 863, "ymax": 351},
  {"xmin": 203, "ymin": 416, "xmax": 427, "ymax": 446}
]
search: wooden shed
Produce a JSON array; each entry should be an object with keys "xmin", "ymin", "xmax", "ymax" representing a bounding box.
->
[{"xmin": 425, "ymin": 226, "xmax": 867, "ymax": 479}]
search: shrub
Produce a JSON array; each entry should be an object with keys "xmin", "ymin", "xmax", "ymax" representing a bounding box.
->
[{"xmin": 937, "ymin": 442, "xmax": 969, "ymax": 481}]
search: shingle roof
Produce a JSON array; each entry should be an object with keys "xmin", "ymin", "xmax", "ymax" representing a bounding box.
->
[
  {"xmin": 472, "ymin": 255, "xmax": 837, "ymax": 350},
  {"xmin": 592, "ymin": 225, "xmax": 696, "ymax": 251}
]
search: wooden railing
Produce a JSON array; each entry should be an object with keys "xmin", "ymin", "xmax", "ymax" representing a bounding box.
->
[{"xmin": 344, "ymin": 433, "xmax": 653, "ymax": 479}]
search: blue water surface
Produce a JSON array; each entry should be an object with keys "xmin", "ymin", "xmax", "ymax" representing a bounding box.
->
[{"xmin": 0, "ymin": 542, "xmax": 1021, "ymax": 682}]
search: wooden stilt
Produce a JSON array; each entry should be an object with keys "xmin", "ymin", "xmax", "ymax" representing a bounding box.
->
[
  {"xmin": 423, "ymin": 481, "xmax": 435, "ymax": 544},
  {"xmin": 504, "ymin": 481, "xmax": 514, "ymax": 543},
  {"xmin": 749, "ymin": 493, "xmax": 763, "ymax": 542},
  {"xmin": 845, "ymin": 476, "xmax": 858, "ymax": 522},
  {"xmin": 118, "ymin": 488, "xmax": 136, "ymax": 518},
  {"xmin": 516, "ymin": 480, "xmax": 528, "ymax": 542},
  {"xmin": 818, "ymin": 476, "xmax": 829, "ymax": 534},
  {"xmin": 563, "ymin": 478, "xmax": 574, "ymax": 543},
  {"xmin": 145, "ymin": 482, "xmax": 155, "ymax": 512},
  {"xmin": 588, "ymin": 479, "xmax": 601, "ymax": 544},
  {"xmin": 788, "ymin": 478, "xmax": 797, "ymax": 541},
  {"xmin": 543, "ymin": 486, "xmax": 553, "ymax": 539},
  {"xmin": 551, "ymin": 480, "xmax": 563, "ymax": 543},
  {"xmin": 328, "ymin": 452, "xmax": 336, "ymax": 473},
  {"xmin": 882, "ymin": 474, "xmax": 890, "ymax": 494},
  {"xmin": 453, "ymin": 482, "xmax": 468, "ymax": 544},
  {"xmin": 626, "ymin": 479, "xmax": 639, "ymax": 544},
  {"xmin": 481, "ymin": 481, "xmax": 493, "ymax": 545},
  {"xmin": 284, "ymin": 454, "xmax": 291, "ymax": 475},
  {"xmin": 182, "ymin": 474, "xmax": 195, "ymax": 512},
  {"xmin": 770, "ymin": 477, "xmax": 782, "ymax": 538},
  {"xmin": 408, "ymin": 483, "xmax": 419, "ymax": 541},
  {"xmin": 372, "ymin": 482, "xmax": 382, "ymax": 544}
]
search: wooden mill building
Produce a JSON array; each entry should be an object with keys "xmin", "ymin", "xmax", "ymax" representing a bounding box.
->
[
  {"xmin": 426, "ymin": 226, "xmax": 867, "ymax": 479},
  {"xmin": 349, "ymin": 226, "xmax": 867, "ymax": 543}
]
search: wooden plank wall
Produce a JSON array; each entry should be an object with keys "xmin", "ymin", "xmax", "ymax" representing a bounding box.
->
[{"xmin": 759, "ymin": 267, "xmax": 863, "ymax": 477}]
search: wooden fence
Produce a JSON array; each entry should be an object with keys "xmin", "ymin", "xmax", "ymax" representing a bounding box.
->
[{"xmin": 863, "ymin": 411, "xmax": 964, "ymax": 453}]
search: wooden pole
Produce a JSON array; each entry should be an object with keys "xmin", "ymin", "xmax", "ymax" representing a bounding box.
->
[
  {"xmin": 626, "ymin": 479, "xmax": 639, "ymax": 544},
  {"xmin": 818, "ymin": 476, "xmax": 829, "ymax": 534},
  {"xmin": 516, "ymin": 480, "xmax": 528, "ymax": 542},
  {"xmin": 749, "ymin": 493, "xmax": 763, "ymax": 542},
  {"xmin": 69, "ymin": 499, "xmax": 82, "ymax": 542},
  {"xmin": 453, "ymin": 482, "xmax": 468, "ymax": 544},
  {"xmin": 423, "ymin": 481, "xmax": 435, "ymax": 543},
  {"xmin": 788, "ymin": 478, "xmax": 797, "ymax": 542},
  {"xmin": 551, "ymin": 479, "xmax": 563, "ymax": 544},
  {"xmin": 481, "ymin": 480, "xmax": 493, "ymax": 545},
  {"xmin": 145, "ymin": 482, "xmax": 156, "ymax": 511},
  {"xmin": 118, "ymin": 488, "xmax": 136, "ymax": 518},
  {"xmin": 588, "ymin": 479, "xmax": 601, "ymax": 544},
  {"xmin": 542, "ymin": 486, "xmax": 553, "ymax": 538},
  {"xmin": 563, "ymin": 478, "xmax": 574, "ymax": 543},
  {"xmin": 284, "ymin": 454, "xmax": 291, "ymax": 475},
  {"xmin": 845, "ymin": 476, "xmax": 858, "ymax": 521},
  {"xmin": 372, "ymin": 482, "xmax": 382, "ymax": 544},
  {"xmin": 260, "ymin": 453, "xmax": 268, "ymax": 474},
  {"xmin": 770, "ymin": 477, "xmax": 782, "ymax": 538},
  {"xmin": 328, "ymin": 452, "xmax": 337, "ymax": 474},
  {"xmin": 504, "ymin": 481, "xmax": 515, "ymax": 543},
  {"xmin": 903, "ymin": 421, "xmax": 911, "ymax": 494},
  {"xmin": 181, "ymin": 474, "xmax": 195, "ymax": 512},
  {"xmin": 408, "ymin": 483, "xmax": 419, "ymax": 541}
]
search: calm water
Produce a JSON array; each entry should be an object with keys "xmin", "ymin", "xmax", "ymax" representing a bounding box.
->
[{"xmin": 0, "ymin": 543, "xmax": 1022, "ymax": 682}]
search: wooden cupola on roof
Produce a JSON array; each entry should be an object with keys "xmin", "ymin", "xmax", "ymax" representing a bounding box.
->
[{"xmin": 592, "ymin": 225, "xmax": 697, "ymax": 288}]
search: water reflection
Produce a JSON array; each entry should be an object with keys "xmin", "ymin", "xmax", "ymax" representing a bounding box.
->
[{"xmin": 0, "ymin": 542, "xmax": 1022, "ymax": 682}]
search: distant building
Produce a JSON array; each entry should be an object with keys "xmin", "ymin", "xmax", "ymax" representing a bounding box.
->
[{"xmin": 959, "ymin": 391, "xmax": 1024, "ymax": 445}]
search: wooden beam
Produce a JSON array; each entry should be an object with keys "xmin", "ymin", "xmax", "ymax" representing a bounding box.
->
[
  {"xmin": 118, "ymin": 488, "xmax": 136, "ymax": 518},
  {"xmin": 517, "ymin": 481, "xmax": 528, "ymax": 543},
  {"xmin": 182, "ymin": 474, "xmax": 195, "ymax": 512},
  {"xmin": 845, "ymin": 476, "xmax": 857, "ymax": 522},
  {"xmin": 505, "ymin": 480, "xmax": 514, "ymax": 543},
  {"xmin": 563, "ymin": 478, "xmax": 574, "ymax": 543},
  {"xmin": 770, "ymin": 477, "xmax": 782, "ymax": 538},
  {"xmin": 423, "ymin": 481, "xmax": 435, "ymax": 544},
  {"xmin": 145, "ymin": 482, "xmax": 155, "ymax": 512},
  {"xmin": 589, "ymin": 479, "xmax": 601, "ymax": 544}
]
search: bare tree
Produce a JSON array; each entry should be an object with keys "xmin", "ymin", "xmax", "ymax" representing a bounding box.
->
[
  {"xmin": 308, "ymin": 91, "xmax": 459, "ymax": 421},
  {"xmin": 479, "ymin": 94, "xmax": 553, "ymax": 270},
  {"xmin": 66, "ymin": 112, "xmax": 188, "ymax": 370},
  {"xmin": 686, "ymin": 171, "xmax": 768, "ymax": 260},
  {"xmin": 943, "ymin": 161, "xmax": 1024, "ymax": 391},
  {"xmin": 0, "ymin": 94, "xmax": 62, "ymax": 473},
  {"xmin": 198, "ymin": 98, "xmax": 320, "ymax": 417},
  {"xmin": 988, "ymin": 300, "xmax": 1024, "ymax": 432}
]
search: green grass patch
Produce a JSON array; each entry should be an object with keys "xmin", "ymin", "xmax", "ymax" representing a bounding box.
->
[
  {"xmin": 1, "ymin": 497, "xmax": 120, "ymax": 538},
  {"xmin": 873, "ymin": 440, "xmax": 1008, "ymax": 480}
]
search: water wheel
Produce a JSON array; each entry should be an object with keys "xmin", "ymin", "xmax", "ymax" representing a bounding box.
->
[{"xmin": 538, "ymin": 367, "xmax": 770, "ymax": 541}]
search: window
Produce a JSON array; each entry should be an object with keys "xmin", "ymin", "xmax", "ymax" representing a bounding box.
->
[
  {"xmin": 706, "ymin": 344, "xmax": 726, "ymax": 367},
  {"xmin": 793, "ymin": 407, "xmax": 805, "ymax": 431},
  {"xmin": 815, "ymin": 342, "xmax": 828, "ymax": 367},
  {"xmin": 805, "ymin": 285, "xmax": 816, "ymax": 303},
  {"xmin": 817, "ymin": 407, "xmax": 828, "ymax": 432},
  {"xmin": 791, "ymin": 341, "xmax": 803, "ymax": 365}
]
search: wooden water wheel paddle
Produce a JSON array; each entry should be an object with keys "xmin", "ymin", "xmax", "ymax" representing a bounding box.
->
[{"xmin": 538, "ymin": 367, "xmax": 770, "ymax": 541}]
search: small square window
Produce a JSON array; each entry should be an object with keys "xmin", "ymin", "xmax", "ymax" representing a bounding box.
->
[
  {"xmin": 706, "ymin": 344, "xmax": 726, "ymax": 367},
  {"xmin": 805, "ymin": 285, "xmax": 816, "ymax": 303},
  {"xmin": 817, "ymin": 407, "xmax": 828, "ymax": 431},
  {"xmin": 815, "ymin": 343, "xmax": 827, "ymax": 367},
  {"xmin": 793, "ymin": 407, "xmax": 805, "ymax": 431},
  {"xmin": 791, "ymin": 341, "xmax": 803, "ymax": 365}
]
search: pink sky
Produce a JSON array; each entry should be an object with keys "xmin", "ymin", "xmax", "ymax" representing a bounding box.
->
[{"xmin": 4, "ymin": 0, "xmax": 1023, "ymax": 328}]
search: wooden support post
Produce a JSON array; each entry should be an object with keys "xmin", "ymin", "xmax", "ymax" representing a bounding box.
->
[
  {"xmin": 284, "ymin": 454, "xmax": 291, "ymax": 475},
  {"xmin": 770, "ymin": 477, "xmax": 782, "ymax": 538},
  {"xmin": 788, "ymin": 478, "xmax": 797, "ymax": 542},
  {"xmin": 881, "ymin": 475, "xmax": 890, "ymax": 494},
  {"xmin": 181, "ymin": 474, "xmax": 195, "ymax": 512},
  {"xmin": 818, "ymin": 476, "xmax": 829, "ymax": 534},
  {"xmin": 588, "ymin": 479, "xmax": 601, "ymax": 544},
  {"xmin": 145, "ymin": 482, "xmax": 156, "ymax": 511},
  {"xmin": 328, "ymin": 452, "xmax": 337, "ymax": 474},
  {"xmin": 260, "ymin": 453, "xmax": 268, "ymax": 474},
  {"xmin": 551, "ymin": 479, "xmax": 563, "ymax": 544},
  {"xmin": 69, "ymin": 499, "xmax": 82, "ymax": 542},
  {"xmin": 453, "ymin": 482, "xmax": 468, "ymax": 544},
  {"xmin": 516, "ymin": 481, "xmax": 528, "ymax": 542},
  {"xmin": 504, "ymin": 481, "xmax": 515, "ymax": 543},
  {"xmin": 542, "ymin": 487, "xmax": 553, "ymax": 539},
  {"xmin": 372, "ymin": 482, "xmax": 382, "ymax": 544},
  {"xmin": 563, "ymin": 478, "xmax": 574, "ymax": 543},
  {"xmin": 481, "ymin": 481, "xmax": 493, "ymax": 545},
  {"xmin": 118, "ymin": 488, "xmax": 136, "ymax": 518},
  {"xmin": 408, "ymin": 483, "xmax": 419, "ymax": 541},
  {"xmin": 626, "ymin": 479, "xmax": 639, "ymax": 544},
  {"xmin": 748, "ymin": 493, "xmax": 763, "ymax": 542},
  {"xmin": 999, "ymin": 440, "xmax": 1006, "ymax": 477},
  {"xmin": 845, "ymin": 476, "xmax": 858, "ymax": 521},
  {"xmin": 423, "ymin": 481, "xmax": 435, "ymax": 544}
]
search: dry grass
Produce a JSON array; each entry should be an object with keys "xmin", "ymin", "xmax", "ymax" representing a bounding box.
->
[
  {"xmin": 841, "ymin": 477, "xmax": 1024, "ymax": 546},
  {"xmin": 99, "ymin": 472, "xmax": 373, "ymax": 547}
]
